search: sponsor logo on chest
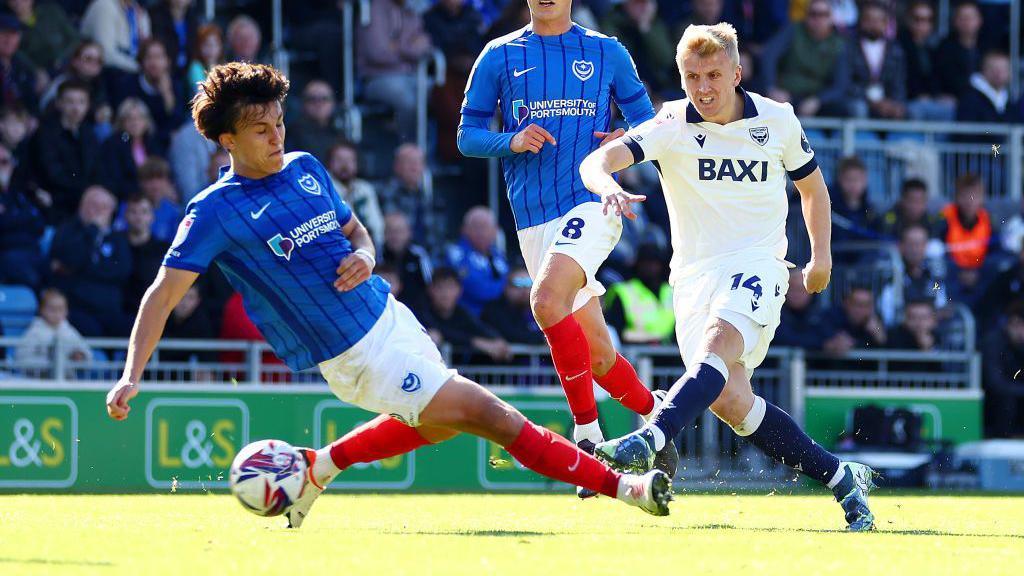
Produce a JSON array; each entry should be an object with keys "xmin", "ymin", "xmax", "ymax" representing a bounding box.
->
[{"xmin": 697, "ymin": 158, "xmax": 769, "ymax": 182}]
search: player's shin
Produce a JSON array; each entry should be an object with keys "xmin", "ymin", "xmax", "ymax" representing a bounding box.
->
[
  {"xmin": 541, "ymin": 314, "xmax": 599, "ymax": 434},
  {"xmin": 504, "ymin": 420, "xmax": 620, "ymax": 498},
  {"xmin": 315, "ymin": 415, "xmax": 432, "ymax": 485},
  {"xmin": 594, "ymin": 352, "xmax": 656, "ymax": 417},
  {"xmin": 731, "ymin": 395, "xmax": 843, "ymax": 488},
  {"xmin": 642, "ymin": 354, "xmax": 729, "ymax": 450}
]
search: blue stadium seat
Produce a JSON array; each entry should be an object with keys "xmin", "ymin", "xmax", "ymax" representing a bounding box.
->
[{"xmin": 0, "ymin": 285, "xmax": 38, "ymax": 337}]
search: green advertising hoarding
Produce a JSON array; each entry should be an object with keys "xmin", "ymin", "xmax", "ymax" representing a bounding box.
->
[{"xmin": 0, "ymin": 384, "xmax": 635, "ymax": 493}]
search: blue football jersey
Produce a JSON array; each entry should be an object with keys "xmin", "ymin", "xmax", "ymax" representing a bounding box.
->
[
  {"xmin": 163, "ymin": 152, "xmax": 390, "ymax": 370},
  {"xmin": 458, "ymin": 23, "xmax": 655, "ymax": 229}
]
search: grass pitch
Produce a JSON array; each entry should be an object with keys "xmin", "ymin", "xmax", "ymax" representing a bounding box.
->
[{"xmin": 1, "ymin": 493, "xmax": 1022, "ymax": 575}]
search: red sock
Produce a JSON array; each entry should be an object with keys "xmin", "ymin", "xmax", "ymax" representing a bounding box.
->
[
  {"xmin": 542, "ymin": 314, "xmax": 597, "ymax": 424},
  {"xmin": 505, "ymin": 420, "xmax": 620, "ymax": 498},
  {"xmin": 329, "ymin": 415, "xmax": 430, "ymax": 470},
  {"xmin": 594, "ymin": 353, "xmax": 655, "ymax": 415}
]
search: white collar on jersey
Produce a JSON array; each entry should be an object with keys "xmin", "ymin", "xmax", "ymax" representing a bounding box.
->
[{"xmin": 685, "ymin": 87, "xmax": 759, "ymax": 123}]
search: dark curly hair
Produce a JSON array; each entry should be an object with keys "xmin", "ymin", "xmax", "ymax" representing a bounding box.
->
[{"xmin": 191, "ymin": 62, "xmax": 290, "ymax": 141}]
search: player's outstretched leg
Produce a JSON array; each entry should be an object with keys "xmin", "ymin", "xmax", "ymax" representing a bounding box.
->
[
  {"xmin": 287, "ymin": 416, "xmax": 458, "ymax": 528},
  {"xmin": 717, "ymin": 372, "xmax": 878, "ymax": 532},
  {"xmin": 418, "ymin": 375, "xmax": 672, "ymax": 516}
]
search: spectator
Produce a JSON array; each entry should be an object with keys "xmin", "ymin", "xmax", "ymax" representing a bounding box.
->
[
  {"xmin": 32, "ymin": 79, "xmax": 99, "ymax": 220},
  {"xmin": 326, "ymin": 141, "xmax": 384, "ymax": 249},
  {"xmin": 981, "ymin": 244, "xmax": 1024, "ymax": 326},
  {"xmin": 938, "ymin": 173, "xmax": 993, "ymax": 272},
  {"xmin": 484, "ymin": 0, "xmax": 530, "ymax": 40},
  {"xmin": 161, "ymin": 285, "xmax": 216, "ymax": 364},
  {"xmin": 98, "ymin": 98, "xmax": 164, "ymax": 200},
  {"xmin": 49, "ymin": 185, "xmax": 132, "ymax": 337},
  {"xmin": 379, "ymin": 143, "xmax": 440, "ymax": 248},
  {"xmin": 899, "ymin": 0, "xmax": 956, "ymax": 121},
  {"xmin": 374, "ymin": 262, "xmax": 403, "ymax": 299},
  {"xmin": 130, "ymin": 157, "xmax": 182, "ymax": 242},
  {"xmin": 980, "ymin": 300, "xmax": 1024, "ymax": 437},
  {"xmin": 224, "ymin": 15, "xmax": 264, "ymax": 64},
  {"xmin": 39, "ymin": 40, "xmax": 110, "ymax": 124},
  {"xmin": 876, "ymin": 178, "xmax": 941, "ymax": 239},
  {"xmin": 168, "ymin": 121, "xmax": 217, "ymax": 203},
  {"xmin": 738, "ymin": 47, "xmax": 766, "ymax": 95},
  {"xmin": 774, "ymin": 268, "xmax": 830, "ymax": 349},
  {"xmin": 0, "ymin": 141, "xmax": 44, "ymax": 288},
  {"xmin": 886, "ymin": 298, "xmax": 942, "ymax": 369},
  {"xmin": 14, "ymin": 288, "xmax": 92, "ymax": 376},
  {"xmin": 7, "ymin": 0, "xmax": 79, "ymax": 73},
  {"xmin": 830, "ymin": 156, "xmax": 880, "ymax": 247},
  {"xmin": 933, "ymin": 0, "xmax": 983, "ymax": 99},
  {"xmin": 604, "ymin": 244, "xmax": 674, "ymax": 344},
  {"xmin": 446, "ymin": 206, "xmax": 508, "ymax": 316},
  {"xmin": 185, "ymin": 23, "xmax": 223, "ymax": 91},
  {"xmin": 286, "ymin": 80, "xmax": 343, "ymax": 163},
  {"xmin": 0, "ymin": 106, "xmax": 31, "ymax": 161},
  {"xmin": 721, "ymin": 0, "xmax": 788, "ymax": 53},
  {"xmin": 219, "ymin": 292, "xmax": 288, "ymax": 383},
  {"xmin": 879, "ymin": 224, "xmax": 948, "ymax": 326},
  {"xmin": 760, "ymin": 0, "xmax": 850, "ymax": 117},
  {"xmin": 122, "ymin": 194, "xmax": 169, "ymax": 313},
  {"xmin": 80, "ymin": 0, "xmax": 151, "ymax": 74},
  {"xmin": 956, "ymin": 51, "xmax": 1020, "ymax": 126},
  {"xmin": 0, "ymin": 13, "xmax": 40, "ymax": 116},
  {"xmin": 481, "ymin": 267, "xmax": 545, "ymax": 345},
  {"xmin": 357, "ymin": 0, "xmax": 433, "ymax": 142},
  {"xmin": 822, "ymin": 285, "xmax": 887, "ymax": 355},
  {"xmin": 423, "ymin": 0, "xmax": 485, "ymax": 161},
  {"xmin": 846, "ymin": 1, "xmax": 906, "ymax": 119},
  {"xmin": 148, "ymin": 0, "xmax": 199, "ymax": 81},
  {"xmin": 415, "ymin": 266, "xmax": 511, "ymax": 362},
  {"xmin": 381, "ymin": 211, "xmax": 433, "ymax": 311},
  {"xmin": 113, "ymin": 38, "xmax": 188, "ymax": 149},
  {"xmin": 601, "ymin": 0, "xmax": 677, "ymax": 96}
]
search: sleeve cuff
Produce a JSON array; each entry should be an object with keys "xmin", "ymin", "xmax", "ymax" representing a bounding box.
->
[
  {"xmin": 461, "ymin": 107, "xmax": 494, "ymax": 118},
  {"xmin": 163, "ymin": 261, "xmax": 208, "ymax": 274},
  {"xmin": 622, "ymin": 136, "xmax": 645, "ymax": 163},
  {"xmin": 787, "ymin": 157, "xmax": 818, "ymax": 181}
]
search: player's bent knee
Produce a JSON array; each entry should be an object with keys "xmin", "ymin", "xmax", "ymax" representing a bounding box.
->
[
  {"xmin": 530, "ymin": 285, "xmax": 572, "ymax": 326},
  {"xmin": 709, "ymin": 384, "xmax": 753, "ymax": 427}
]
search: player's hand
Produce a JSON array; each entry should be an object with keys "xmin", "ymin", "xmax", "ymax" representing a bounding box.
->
[
  {"xmin": 334, "ymin": 251, "xmax": 374, "ymax": 291},
  {"xmin": 594, "ymin": 128, "xmax": 625, "ymax": 147},
  {"xmin": 510, "ymin": 124, "xmax": 556, "ymax": 154},
  {"xmin": 602, "ymin": 189, "xmax": 646, "ymax": 220},
  {"xmin": 802, "ymin": 257, "xmax": 831, "ymax": 294},
  {"xmin": 106, "ymin": 378, "xmax": 139, "ymax": 421}
]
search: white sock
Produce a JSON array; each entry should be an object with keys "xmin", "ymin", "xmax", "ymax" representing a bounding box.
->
[
  {"xmin": 313, "ymin": 447, "xmax": 342, "ymax": 486},
  {"xmin": 645, "ymin": 425, "xmax": 667, "ymax": 452},
  {"xmin": 573, "ymin": 420, "xmax": 604, "ymax": 445},
  {"xmin": 826, "ymin": 464, "xmax": 847, "ymax": 490},
  {"xmin": 615, "ymin": 474, "xmax": 642, "ymax": 504},
  {"xmin": 731, "ymin": 396, "xmax": 767, "ymax": 437}
]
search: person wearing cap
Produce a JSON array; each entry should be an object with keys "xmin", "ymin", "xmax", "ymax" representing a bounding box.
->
[
  {"xmin": 604, "ymin": 245, "xmax": 674, "ymax": 345},
  {"xmin": 0, "ymin": 13, "xmax": 41, "ymax": 115}
]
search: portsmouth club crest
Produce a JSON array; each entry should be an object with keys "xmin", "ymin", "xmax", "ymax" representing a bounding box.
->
[
  {"xmin": 749, "ymin": 126, "xmax": 769, "ymax": 146},
  {"xmin": 267, "ymin": 233, "xmax": 295, "ymax": 261},
  {"xmin": 297, "ymin": 173, "xmax": 321, "ymax": 195},
  {"xmin": 571, "ymin": 59, "xmax": 594, "ymax": 81}
]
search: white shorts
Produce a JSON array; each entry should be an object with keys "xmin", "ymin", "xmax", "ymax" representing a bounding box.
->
[
  {"xmin": 517, "ymin": 201, "xmax": 622, "ymax": 313},
  {"xmin": 673, "ymin": 255, "xmax": 790, "ymax": 376},
  {"xmin": 318, "ymin": 296, "xmax": 454, "ymax": 427}
]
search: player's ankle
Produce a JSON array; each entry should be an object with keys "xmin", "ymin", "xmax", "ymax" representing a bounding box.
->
[
  {"xmin": 573, "ymin": 419, "xmax": 604, "ymax": 445},
  {"xmin": 313, "ymin": 447, "xmax": 342, "ymax": 485}
]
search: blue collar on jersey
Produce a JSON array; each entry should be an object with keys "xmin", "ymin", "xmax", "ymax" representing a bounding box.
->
[{"xmin": 685, "ymin": 87, "xmax": 758, "ymax": 123}]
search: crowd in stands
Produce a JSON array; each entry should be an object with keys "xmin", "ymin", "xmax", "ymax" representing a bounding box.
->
[{"xmin": 0, "ymin": 0, "xmax": 1022, "ymax": 435}]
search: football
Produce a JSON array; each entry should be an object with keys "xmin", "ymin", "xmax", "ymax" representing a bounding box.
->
[{"xmin": 229, "ymin": 439, "xmax": 307, "ymax": 517}]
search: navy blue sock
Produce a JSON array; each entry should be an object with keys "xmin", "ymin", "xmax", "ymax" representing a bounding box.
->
[
  {"xmin": 647, "ymin": 361, "xmax": 727, "ymax": 446},
  {"xmin": 744, "ymin": 400, "xmax": 841, "ymax": 486}
]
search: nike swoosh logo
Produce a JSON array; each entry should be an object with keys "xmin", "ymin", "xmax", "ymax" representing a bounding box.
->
[
  {"xmin": 513, "ymin": 67, "xmax": 536, "ymax": 77},
  {"xmin": 554, "ymin": 241, "xmax": 575, "ymax": 246},
  {"xmin": 568, "ymin": 451, "xmax": 581, "ymax": 472},
  {"xmin": 566, "ymin": 370, "xmax": 588, "ymax": 382},
  {"xmin": 250, "ymin": 202, "xmax": 271, "ymax": 219}
]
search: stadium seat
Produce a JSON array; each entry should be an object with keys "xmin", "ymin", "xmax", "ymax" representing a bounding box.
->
[{"xmin": 0, "ymin": 285, "xmax": 37, "ymax": 338}]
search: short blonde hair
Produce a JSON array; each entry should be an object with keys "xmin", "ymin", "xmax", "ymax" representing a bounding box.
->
[{"xmin": 676, "ymin": 23, "xmax": 740, "ymax": 69}]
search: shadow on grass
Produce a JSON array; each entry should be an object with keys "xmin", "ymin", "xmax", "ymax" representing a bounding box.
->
[
  {"xmin": 387, "ymin": 529, "xmax": 550, "ymax": 538},
  {"xmin": 680, "ymin": 524, "xmax": 1024, "ymax": 539},
  {"xmin": 0, "ymin": 557, "xmax": 115, "ymax": 567}
]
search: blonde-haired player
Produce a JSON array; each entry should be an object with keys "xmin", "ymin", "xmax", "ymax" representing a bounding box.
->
[{"xmin": 579, "ymin": 23, "xmax": 878, "ymax": 531}]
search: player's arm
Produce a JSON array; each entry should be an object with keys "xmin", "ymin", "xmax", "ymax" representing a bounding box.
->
[
  {"xmin": 793, "ymin": 168, "xmax": 832, "ymax": 294},
  {"xmin": 107, "ymin": 266, "xmax": 198, "ymax": 420},
  {"xmin": 579, "ymin": 140, "xmax": 645, "ymax": 220},
  {"xmin": 335, "ymin": 213, "xmax": 376, "ymax": 291}
]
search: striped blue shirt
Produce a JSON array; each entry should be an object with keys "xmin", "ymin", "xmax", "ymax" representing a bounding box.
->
[
  {"xmin": 163, "ymin": 152, "xmax": 389, "ymax": 370},
  {"xmin": 458, "ymin": 23, "xmax": 655, "ymax": 229}
]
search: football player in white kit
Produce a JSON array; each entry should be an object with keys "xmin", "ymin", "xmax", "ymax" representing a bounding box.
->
[{"xmin": 578, "ymin": 23, "xmax": 878, "ymax": 531}]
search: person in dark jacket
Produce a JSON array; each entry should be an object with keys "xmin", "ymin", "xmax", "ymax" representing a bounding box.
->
[
  {"xmin": 148, "ymin": 0, "xmax": 199, "ymax": 82},
  {"xmin": 845, "ymin": 1, "xmax": 906, "ymax": 119},
  {"xmin": 48, "ymin": 185, "xmax": 132, "ymax": 337},
  {"xmin": 0, "ymin": 141, "xmax": 44, "ymax": 287},
  {"xmin": 381, "ymin": 211, "xmax": 433, "ymax": 312},
  {"xmin": 482, "ymin": 268, "xmax": 545, "ymax": 345},
  {"xmin": 112, "ymin": 38, "xmax": 188, "ymax": 150},
  {"xmin": 122, "ymin": 194, "xmax": 169, "ymax": 314},
  {"xmin": 98, "ymin": 98, "xmax": 165, "ymax": 200},
  {"xmin": 981, "ymin": 300, "xmax": 1024, "ymax": 437},
  {"xmin": 0, "ymin": 13, "xmax": 40, "ymax": 115},
  {"xmin": 414, "ymin": 266, "xmax": 510, "ymax": 363},
  {"xmin": 773, "ymin": 268, "xmax": 830, "ymax": 350},
  {"xmin": 933, "ymin": 0, "xmax": 984, "ymax": 99},
  {"xmin": 898, "ymin": 0, "xmax": 956, "ymax": 121},
  {"xmin": 956, "ymin": 51, "xmax": 1020, "ymax": 127},
  {"xmin": 830, "ymin": 156, "xmax": 881, "ymax": 247}
]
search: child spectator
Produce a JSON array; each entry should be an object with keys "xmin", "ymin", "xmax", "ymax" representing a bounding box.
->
[{"xmin": 15, "ymin": 288, "xmax": 92, "ymax": 377}]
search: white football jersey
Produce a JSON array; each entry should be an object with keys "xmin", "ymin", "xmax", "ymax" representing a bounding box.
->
[{"xmin": 622, "ymin": 89, "xmax": 817, "ymax": 283}]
